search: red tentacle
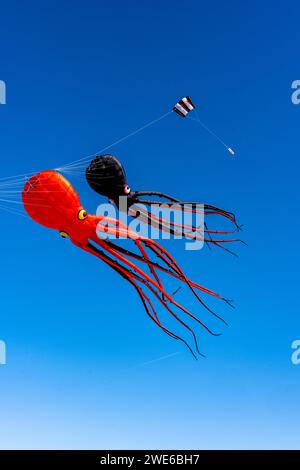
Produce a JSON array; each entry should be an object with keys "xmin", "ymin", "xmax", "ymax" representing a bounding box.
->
[
  {"xmin": 92, "ymin": 235, "xmax": 222, "ymax": 335},
  {"xmin": 142, "ymin": 239, "xmax": 228, "ymax": 325},
  {"xmin": 81, "ymin": 240, "xmax": 199, "ymax": 358}
]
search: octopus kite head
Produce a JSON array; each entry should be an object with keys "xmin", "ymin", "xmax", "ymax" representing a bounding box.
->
[
  {"xmin": 22, "ymin": 170, "xmax": 95, "ymax": 241},
  {"xmin": 86, "ymin": 154, "xmax": 133, "ymax": 206}
]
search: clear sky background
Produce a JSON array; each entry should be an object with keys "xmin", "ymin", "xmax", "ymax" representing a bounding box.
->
[{"xmin": 0, "ymin": 0, "xmax": 299, "ymax": 450}]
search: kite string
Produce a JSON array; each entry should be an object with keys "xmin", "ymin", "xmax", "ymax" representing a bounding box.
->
[
  {"xmin": 57, "ymin": 110, "xmax": 172, "ymax": 171},
  {"xmin": 188, "ymin": 110, "xmax": 233, "ymax": 153},
  {"xmin": 0, "ymin": 110, "xmax": 172, "ymax": 185},
  {"xmin": 0, "ymin": 110, "xmax": 172, "ymax": 208},
  {"xmin": 0, "ymin": 203, "xmax": 30, "ymax": 218},
  {"xmin": 0, "ymin": 102, "xmax": 235, "ymax": 188}
]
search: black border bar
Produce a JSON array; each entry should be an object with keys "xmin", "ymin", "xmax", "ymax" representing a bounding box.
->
[{"xmin": 0, "ymin": 450, "xmax": 299, "ymax": 466}]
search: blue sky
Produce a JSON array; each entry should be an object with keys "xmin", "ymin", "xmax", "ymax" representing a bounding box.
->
[{"xmin": 0, "ymin": 0, "xmax": 300, "ymax": 449}]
